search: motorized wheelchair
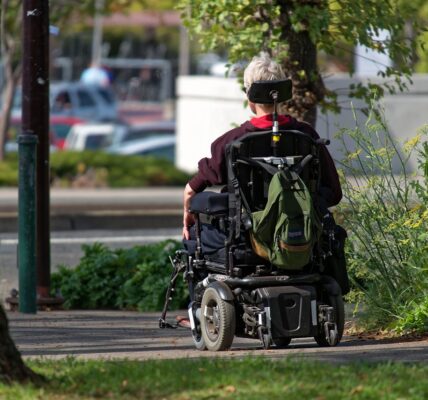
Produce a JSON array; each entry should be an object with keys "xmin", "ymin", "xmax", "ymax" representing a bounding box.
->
[{"xmin": 160, "ymin": 79, "xmax": 349, "ymax": 351}]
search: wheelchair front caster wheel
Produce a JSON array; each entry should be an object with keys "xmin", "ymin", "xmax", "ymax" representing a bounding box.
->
[
  {"xmin": 189, "ymin": 305, "xmax": 206, "ymax": 351},
  {"xmin": 314, "ymin": 294, "xmax": 345, "ymax": 347},
  {"xmin": 200, "ymin": 287, "xmax": 235, "ymax": 351},
  {"xmin": 192, "ymin": 330, "xmax": 206, "ymax": 351}
]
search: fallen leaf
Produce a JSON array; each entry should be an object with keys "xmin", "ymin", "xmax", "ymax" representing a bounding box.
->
[
  {"xmin": 225, "ymin": 385, "xmax": 236, "ymax": 393},
  {"xmin": 350, "ymin": 385, "xmax": 364, "ymax": 395}
]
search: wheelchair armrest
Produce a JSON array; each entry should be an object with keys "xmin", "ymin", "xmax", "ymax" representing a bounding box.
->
[{"xmin": 189, "ymin": 191, "xmax": 229, "ymax": 215}]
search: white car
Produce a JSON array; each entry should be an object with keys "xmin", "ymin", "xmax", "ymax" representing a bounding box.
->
[
  {"xmin": 64, "ymin": 122, "xmax": 127, "ymax": 151},
  {"xmin": 109, "ymin": 135, "xmax": 176, "ymax": 162},
  {"xmin": 108, "ymin": 120, "xmax": 175, "ymax": 150}
]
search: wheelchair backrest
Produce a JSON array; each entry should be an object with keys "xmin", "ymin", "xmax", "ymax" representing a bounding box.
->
[{"xmin": 226, "ymin": 129, "xmax": 321, "ymax": 212}]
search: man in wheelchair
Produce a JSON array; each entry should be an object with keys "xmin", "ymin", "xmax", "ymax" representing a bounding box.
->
[{"xmin": 160, "ymin": 54, "xmax": 349, "ymax": 351}]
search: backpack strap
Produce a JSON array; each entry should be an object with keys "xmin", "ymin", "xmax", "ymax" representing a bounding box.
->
[
  {"xmin": 237, "ymin": 156, "xmax": 277, "ymax": 175},
  {"xmin": 237, "ymin": 156, "xmax": 300, "ymax": 183},
  {"xmin": 226, "ymin": 145, "xmax": 242, "ymax": 239}
]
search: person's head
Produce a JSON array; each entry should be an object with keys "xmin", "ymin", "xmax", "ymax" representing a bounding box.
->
[{"xmin": 243, "ymin": 53, "xmax": 286, "ymax": 115}]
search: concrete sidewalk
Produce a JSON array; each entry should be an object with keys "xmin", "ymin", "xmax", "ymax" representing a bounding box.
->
[
  {"xmin": 7, "ymin": 309, "xmax": 428, "ymax": 363},
  {"xmin": 0, "ymin": 187, "xmax": 184, "ymax": 232}
]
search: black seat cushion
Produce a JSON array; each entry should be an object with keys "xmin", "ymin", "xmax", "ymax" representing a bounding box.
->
[
  {"xmin": 183, "ymin": 224, "xmax": 227, "ymax": 255},
  {"xmin": 183, "ymin": 224, "xmax": 266, "ymax": 266},
  {"xmin": 189, "ymin": 192, "xmax": 228, "ymax": 215}
]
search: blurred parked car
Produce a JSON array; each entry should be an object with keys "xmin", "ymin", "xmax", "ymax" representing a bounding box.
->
[
  {"xmin": 64, "ymin": 122, "xmax": 127, "ymax": 151},
  {"xmin": 109, "ymin": 135, "xmax": 176, "ymax": 162},
  {"xmin": 108, "ymin": 120, "xmax": 175, "ymax": 150},
  {"xmin": 51, "ymin": 82, "xmax": 118, "ymax": 121},
  {"xmin": 11, "ymin": 82, "xmax": 118, "ymax": 121},
  {"xmin": 50, "ymin": 115, "xmax": 86, "ymax": 149},
  {"xmin": 4, "ymin": 115, "xmax": 84, "ymax": 152}
]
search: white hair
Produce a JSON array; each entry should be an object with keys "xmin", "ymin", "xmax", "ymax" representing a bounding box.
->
[{"xmin": 243, "ymin": 53, "xmax": 286, "ymax": 92}]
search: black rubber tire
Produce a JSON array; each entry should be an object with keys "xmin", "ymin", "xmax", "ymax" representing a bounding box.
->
[
  {"xmin": 200, "ymin": 287, "xmax": 236, "ymax": 351},
  {"xmin": 272, "ymin": 337, "xmax": 292, "ymax": 348},
  {"xmin": 314, "ymin": 293, "xmax": 345, "ymax": 347},
  {"xmin": 190, "ymin": 306, "xmax": 206, "ymax": 351},
  {"xmin": 192, "ymin": 330, "xmax": 206, "ymax": 351}
]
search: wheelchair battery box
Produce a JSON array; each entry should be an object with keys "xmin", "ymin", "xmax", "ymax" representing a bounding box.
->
[{"xmin": 255, "ymin": 286, "xmax": 317, "ymax": 338}]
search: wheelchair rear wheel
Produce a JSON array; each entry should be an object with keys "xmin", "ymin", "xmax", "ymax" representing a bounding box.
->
[{"xmin": 200, "ymin": 287, "xmax": 236, "ymax": 351}]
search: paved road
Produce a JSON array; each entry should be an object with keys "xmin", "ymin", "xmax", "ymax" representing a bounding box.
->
[
  {"xmin": 0, "ymin": 228, "xmax": 181, "ymax": 298},
  {"xmin": 8, "ymin": 310, "xmax": 428, "ymax": 363},
  {"xmin": 0, "ymin": 187, "xmax": 185, "ymax": 296}
]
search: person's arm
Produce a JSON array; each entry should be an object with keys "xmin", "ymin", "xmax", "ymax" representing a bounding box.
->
[
  {"xmin": 183, "ymin": 183, "xmax": 196, "ymax": 240},
  {"xmin": 188, "ymin": 125, "xmax": 245, "ymax": 193}
]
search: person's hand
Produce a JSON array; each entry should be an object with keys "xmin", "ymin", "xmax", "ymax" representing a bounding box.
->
[
  {"xmin": 182, "ymin": 210, "xmax": 195, "ymax": 240},
  {"xmin": 183, "ymin": 183, "xmax": 196, "ymax": 240}
]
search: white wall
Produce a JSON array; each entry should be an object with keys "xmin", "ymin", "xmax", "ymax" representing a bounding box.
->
[
  {"xmin": 176, "ymin": 76, "xmax": 251, "ymax": 173},
  {"xmin": 176, "ymin": 74, "xmax": 428, "ymax": 174}
]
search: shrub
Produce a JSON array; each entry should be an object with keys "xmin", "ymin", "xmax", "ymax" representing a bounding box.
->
[
  {"xmin": 50, "ymin": 151, "xmax": 191, "ymax": 187},
  {"xmin": 0, "ymin": 161, "xmax": 18, "ymax": 186},
  {"xmin": 0, "ymin": 151, "xmax": 191, "ymax": 187},
  {"xmin": 51, "ymin": 240, "xmax": 189, "ymax": 311},
  {"xmin": 338, "ymin": 117, "xmax": 428, "ymax": 334}
]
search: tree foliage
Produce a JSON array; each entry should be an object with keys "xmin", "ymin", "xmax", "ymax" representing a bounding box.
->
[{"xmin": 179, "ymin": 0, "xmax": 424, "ymax": 122}]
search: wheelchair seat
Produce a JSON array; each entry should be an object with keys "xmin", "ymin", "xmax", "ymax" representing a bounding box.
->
[{"xmin": 188, "ymin": 191, "xmax": 228, "ymax": 216}]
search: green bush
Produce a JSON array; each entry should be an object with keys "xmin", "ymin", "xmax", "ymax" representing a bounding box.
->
[
  {"xmin": 50, "ymin": 151, "xmax": 190, "ymax": 187},
  {"xmin": 338, "ymin": 117, "xmax": 428, "ymax": 334},
  {"xmin": 0, "ymin": 161, "xmax": 18, "ymax": 186},
  {"xmin": 0, "ymin": 151, "xmax": 191, "ymax": 187},
  {"xmin": 51, "ymin": 240, "xmax": 189, "ymax": 311}
]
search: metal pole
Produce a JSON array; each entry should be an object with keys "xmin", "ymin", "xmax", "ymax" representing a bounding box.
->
[
  {"xmin": 178, "ymin": 24, "xmax": 190, "ymax": 76},
  {"xmin": 21, "ymin": 0, "xmax": 50, "ymax": 311},
  {"xmin": 18, "ymin": 135, "xmax": 37, "ymax": 313},
  {"xmin": 34, "ymin": 0, "xmax": 51, "ymax": 300},
  {"xmin": 92, "ymin": 0, "xmax": 105, "ymax": 64}
]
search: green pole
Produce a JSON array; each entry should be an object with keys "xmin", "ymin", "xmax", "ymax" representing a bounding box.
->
[{"xmin": 18, "ymin": 134, "xmax": 38, "ymax": 314}]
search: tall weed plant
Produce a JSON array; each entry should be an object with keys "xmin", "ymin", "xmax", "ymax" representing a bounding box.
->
[{"xmin": 338, "ymin": 114, "xmax": 428, "ymax": 334}]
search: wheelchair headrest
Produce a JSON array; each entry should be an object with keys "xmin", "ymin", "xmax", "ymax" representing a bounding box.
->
[{"xmin": 247, "ymin": 79, "xmax": 292, "ymax": 104}]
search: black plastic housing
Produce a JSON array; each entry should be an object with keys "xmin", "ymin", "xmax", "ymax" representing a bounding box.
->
[{"xmin": 255, "ymin": 285, "xmax": 317, "ymax": 338}]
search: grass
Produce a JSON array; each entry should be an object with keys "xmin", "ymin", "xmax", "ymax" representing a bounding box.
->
[{"xmin": 0, "ymin": 357, "xmax": 427, "ymax": 399}]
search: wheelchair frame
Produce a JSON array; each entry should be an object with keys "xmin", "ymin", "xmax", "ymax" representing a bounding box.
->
[{"xmin": 160, "ymin": 80, "xmax": 346, "ymax": 351}]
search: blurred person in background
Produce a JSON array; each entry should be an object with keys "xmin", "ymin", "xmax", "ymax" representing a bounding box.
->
[{"xmin": 80, "ymin": 61, "xmax": 111, "ymax": 87}]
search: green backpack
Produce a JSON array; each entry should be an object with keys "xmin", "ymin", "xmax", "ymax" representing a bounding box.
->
[{"xmin": 250, "ymin": 170, "xmax": 321, "ymax": 270}]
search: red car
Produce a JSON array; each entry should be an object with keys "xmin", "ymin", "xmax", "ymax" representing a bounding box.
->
[
  {"xmin": 49, "ymin": 115, "xmax": 85, "ymax": 149},
  {"xmin": 6, "ymin": 115, "xmax": 85, "ymax": 151}
]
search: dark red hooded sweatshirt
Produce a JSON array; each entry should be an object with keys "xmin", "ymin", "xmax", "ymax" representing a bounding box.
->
[{"xmin": 188, "ymin": 114, "xmax": 342, "ymax": 207}]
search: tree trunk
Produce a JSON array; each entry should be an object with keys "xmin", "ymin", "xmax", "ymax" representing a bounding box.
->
[
  {"xmin": 0, "ymin": 52, "xmax": 21, "ymax": 161},
  {"xmin": 277, "ymin": 0, "xmax": 326, "ymax": 128},
  {"xmin": 0, "ymin": 80, "xmax": 16, "ymax": 161},
  {"xmin": 0, "ymin": 305, "xmax": 43, "ymax": 384}
]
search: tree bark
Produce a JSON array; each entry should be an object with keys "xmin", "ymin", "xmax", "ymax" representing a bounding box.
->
[
  {"xmin": 0, "ymin": 0, "xmax": 22, "ymax": 161},
  {"xmin": 0, "ymin": 61, "xmax": 20, "ymax": 161},
  {"xmin": 0, "ymin": 305, "xmax": 43, "ymax": 384},
  {"xmin": 277, "ymin": 0, "xmax": 326, "ymax": 128}
]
